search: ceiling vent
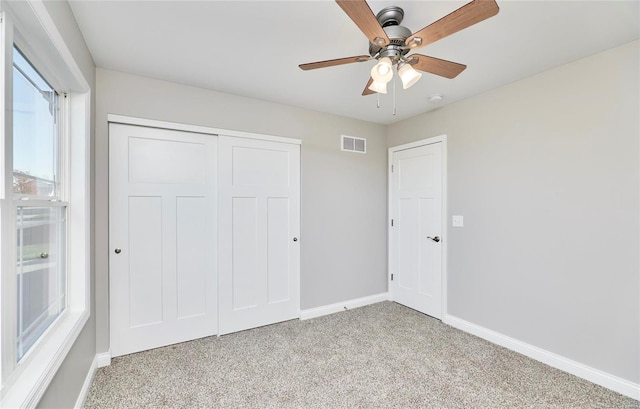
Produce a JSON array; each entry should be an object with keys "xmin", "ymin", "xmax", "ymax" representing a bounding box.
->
[{"xmin": 341, "ymin": 135, "xmax": 366, "ymax": 154}]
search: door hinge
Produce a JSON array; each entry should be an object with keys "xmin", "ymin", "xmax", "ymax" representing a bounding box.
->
[
  {"xmin": 391, "ymin": 273, "xmax": 394, "ymax": 281},
  {"xmin": 391, "ymin": 165, "xmax": 394, "ymax": 172},
  {"xmin": 391, "ymin": 219, "xmax": 394, "ymax": 227}
]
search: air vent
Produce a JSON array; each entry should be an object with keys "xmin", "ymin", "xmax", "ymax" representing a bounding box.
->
[{"xmin": 341, "ymin": 135, "xmax": 366, "ymax": 154}]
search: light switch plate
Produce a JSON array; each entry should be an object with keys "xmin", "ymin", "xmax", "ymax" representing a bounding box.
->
[{"xmin": 452, "ymin": 215, "xmax": 464, "ymax": 227}]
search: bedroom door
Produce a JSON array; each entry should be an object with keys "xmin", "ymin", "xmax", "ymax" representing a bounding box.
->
[
  {"xmin": 390, "ymin": 140, "xmax": 444, "ymax": 319},
  {"xmin": 109, "ymin": 123, "xmax": 218, "ymax": 357},
  {"xmin": 218, "ymin": 135, "xmax": 300, "ymax": 335}
]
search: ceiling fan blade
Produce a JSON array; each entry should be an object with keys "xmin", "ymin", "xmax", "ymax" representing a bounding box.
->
[
  {"xmin": 299, "ymin": 55, "xmax": 372, "ymax": 71},
  {"xmin": 336, "ymin": 0, "xmax": 390, "ymax": 47},
  {"xmin": 405, "ymin": 0, "xmax": 499, "ymax": 50},
  {"xmin": 362, "ymin": 77, "xmax": 375, "ymax": 95},
  {"xmin": 409, "ymin": 54, "xmax": 467, "ymax": 79}
]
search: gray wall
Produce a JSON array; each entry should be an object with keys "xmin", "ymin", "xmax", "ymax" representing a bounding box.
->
[
  {"xmin": 387, "ymin": 40, "xmax": 639, "ymax": 383},
  {"xmin": 35, "ymin": 8, "xmax": 639, "ymax": 404},
  {"xmin": 94, "ymin": 68, "xmax": 389, "ymax": 353},
  {"xmin": 37, "ymin": 1, "xmax": 96, "ymax": 408}
]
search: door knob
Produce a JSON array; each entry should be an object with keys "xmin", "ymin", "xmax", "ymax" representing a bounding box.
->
[
  {"xmin": 293, "ymin": 237, "xmax": 298, "ymax": 242},
  {"xmin": 427, "ymin": 236, "xmax": 440, "ymax": 243},
  {"xmin": 114, "ymin": 248, "xmax": 122, "ymax": 254}
]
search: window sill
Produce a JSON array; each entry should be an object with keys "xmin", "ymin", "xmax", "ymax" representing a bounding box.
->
[{"xmin": 1, "ymin": 309, "xmax": 89, "ymax": 409}]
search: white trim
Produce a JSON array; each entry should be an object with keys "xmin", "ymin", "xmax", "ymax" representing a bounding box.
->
[
  {"xmin": 0, "ymin": 6, "xmax": 17, "ymax": 381},
  {"xmin": 73, "ymin": 354, "xmax": 97, "ymax": 409},
  {"xmin": 2, "ymin": 1, "xmax": 88, "ymax": 93},
  {"xmin": 107, "ymin": 114, "xmax": 302, "ymax": 145},
  {"xmin": 299, "ymin": 293, "xmax": 389, "ymax": 321},
  {"xmin": 1, "ymin": 310, "xmax": 88, "ymax": 408},
  {"xmin": 388, "ymin": 135, "xmax": 448, "ymax": 319},
  {"xmin": 389, "ymin": 137, "xmax": 445, "ymax": 152},
  {"xmin": 0, "ymin": 2, "xmax": 92, "ymax": 407},
  {"xmin": 96, "ymin": 351, "xmax": 111, "ymax": 368},
  {"xmin": 25, "ymin": 1, "xmax": 89, "ymax": 91},
  {"xmin": 439, "ymin": 137, "xmax": 448, "ymax": 320},
  {"xmin": 443, "ymin": 314, "xmax": 640, "ymax": 400},
  {"xmin": 68, "ymin": 91, "xmax": 91, "ymax": 313}
]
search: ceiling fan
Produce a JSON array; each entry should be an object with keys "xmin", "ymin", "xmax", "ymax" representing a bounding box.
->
[{"xmin": 299, "ymin": 0, "xmax": 499, "ymax": 96}]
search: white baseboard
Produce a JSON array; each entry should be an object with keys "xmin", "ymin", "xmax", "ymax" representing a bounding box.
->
[
  {"xmin": 96, "ymin": 350, "xmax": 111, "ymax": 368},
  {"xmin": 74, "ymin": 355, "xmax": 98, "ymax": 409},
  {"xmin": 443, "ymin": 314, "xmax": 640, "ymax": 400},
  {"xmin": 300, "ymin": 293, "xmax": 390, "ymax": 320}
]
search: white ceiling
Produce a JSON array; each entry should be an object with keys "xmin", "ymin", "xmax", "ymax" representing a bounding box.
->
[{"xmin": 68, "ymin": 0, "xmax": 639, "ymax": 125}]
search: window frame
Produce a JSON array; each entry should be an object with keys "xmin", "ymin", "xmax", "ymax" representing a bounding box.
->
[
  {"xmin": 12, "ymin": 47, "xmax": 68, "ymax": 364},
  {"xmin": 0, "ymin": 1, "xmax": 91, "ymax": 407}
]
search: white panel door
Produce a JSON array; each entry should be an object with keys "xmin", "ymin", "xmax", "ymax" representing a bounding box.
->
[
  {"xmin": 109, "ymin": 123, "xmax": 217, "ymax": 357},
  {"xmin": 218, "ymin": 136, "xmax": 300, "ymax": 335},
  {"xmin": 390, "ymin": 142, "xmax": 443, "ymax": 318}
]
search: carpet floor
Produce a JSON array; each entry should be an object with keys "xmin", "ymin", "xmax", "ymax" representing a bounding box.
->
[{"xmin": 84, "ymin": 302, "xmax": 638, "ymax": 408}]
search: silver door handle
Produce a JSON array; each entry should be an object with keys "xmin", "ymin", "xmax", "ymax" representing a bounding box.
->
[{"xmin": 427, "ymin": 236, "xmax": 440, "ymax": 243}]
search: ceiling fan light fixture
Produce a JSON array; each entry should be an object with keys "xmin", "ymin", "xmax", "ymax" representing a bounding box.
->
[
  {"xmin": 371, "ymin": 57, "xmax": 393, "ymax": 83},
  {"xmin": 398, "ymin": 63, "xmax": 422, "ymax": 89},
  {"xmin": 368, "ymin": 80, "xmax": 387, "ymax": 94}
]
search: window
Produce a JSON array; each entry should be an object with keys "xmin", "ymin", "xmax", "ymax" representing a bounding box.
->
[
  {"xmin": 13, "ymin": 47, "xmax": 59, "ymax": 198},
  {"xmin": 13, "ymin": 47, "xmax": 67, "ymax": 362},
  {"xmin": 1, "ymin": 3, "xmax": 91, "ymax": 407}
]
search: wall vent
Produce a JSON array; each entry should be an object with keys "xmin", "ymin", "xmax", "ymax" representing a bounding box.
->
[{"xmin": 341, "ymin": 135, "xmax": 366, "ymax": 154}]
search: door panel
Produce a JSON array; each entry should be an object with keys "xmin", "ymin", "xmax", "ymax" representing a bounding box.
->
[
  {"xmin": 232, "ymin": 146, "xmax": 290, "ymax": 186},
  {"xmin": 397, "ymin": 198, "xmax": 419, "ymax": 292},
  {"xmin": 109, "ymin": 123, "xmax": 217, "ymax": 357},
  {"xmin": 231, "ymin": 197, "xmax": 259, "ymax": 311},
  {"xmin": 176, "ymin": 197, "xmax": 208, "ymax": 319},
  {"xmin": 219, "ymin": 136, "xmax": 300, "ymax": 335},
  {"xmin": 128, "ymin": 196, "xmax": 163, "ymax": 328},
  {"xmin": 391, "ymin": 142, "xmax": 443, "ymax": 318},
  {"xmin": 128, "ymin": 136, "xmax": 207, "ymax": 184},
  {"xmin": 267, "ymin": 197, "xmax": 290, "ymax": 304}
]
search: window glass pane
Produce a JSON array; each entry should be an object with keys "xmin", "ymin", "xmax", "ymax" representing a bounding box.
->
[
  {"xmin": 16, "ymin": 207, "xmax": 66, "ymax": 361},
  {"xmin": 12, "ymin": 47, "xmax": 59, "ymax": 197}
]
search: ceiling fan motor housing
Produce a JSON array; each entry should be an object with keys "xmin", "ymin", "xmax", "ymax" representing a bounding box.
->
[{"xmin": 369, "ymin": 6, "xmax": 412, "ymax": 61}]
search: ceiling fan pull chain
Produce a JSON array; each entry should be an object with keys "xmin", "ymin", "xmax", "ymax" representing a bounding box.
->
[{"xmin": 376, "ymin": 92, "xmax": 380, "ymax": 109}]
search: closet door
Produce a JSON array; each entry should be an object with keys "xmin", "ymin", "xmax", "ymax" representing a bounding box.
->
[
  {"xmin": 218, "ymin": 136, "xmax": 300, "ymax": 335},
  {"xmin": 109, "ymin": 123, "xmax": 217, "ymax": 357}
]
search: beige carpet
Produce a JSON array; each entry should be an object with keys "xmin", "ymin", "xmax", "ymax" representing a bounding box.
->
[{"xmin": 84, "ymin": 302, "xmax": 638, "ymax": 408}]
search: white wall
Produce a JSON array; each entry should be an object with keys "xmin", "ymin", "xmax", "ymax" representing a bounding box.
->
[
  {"xmin": 94, "ymin": 68, "xmax": 389, "ymax": 353},
  {"xmin": 387, "ymin": 41, "xmax": 639, "ymax": 384}
]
